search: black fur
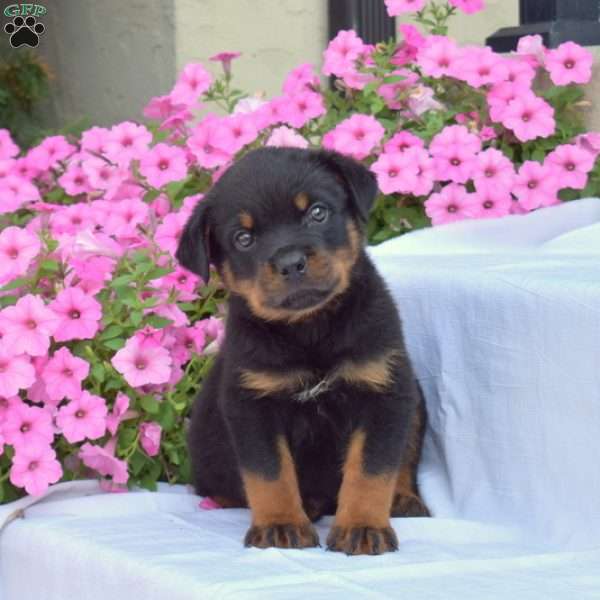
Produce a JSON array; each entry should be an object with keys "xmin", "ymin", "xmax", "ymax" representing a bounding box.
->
[{"xmin": 177, "ymin": 147, "xmax": 428, "ymax": 549}]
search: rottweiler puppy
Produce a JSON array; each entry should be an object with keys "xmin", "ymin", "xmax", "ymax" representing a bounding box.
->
[{"xmin": 176, "ymin": 147, "xmax": 429, "ymax": 555}]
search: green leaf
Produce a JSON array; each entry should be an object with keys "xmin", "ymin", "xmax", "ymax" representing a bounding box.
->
[
  {"xmin": 140, "ymin": 395, "xmax": 160, "ymax": 414},
  {"xmin": 157, "ymin": 401, "xmax": 176, "ymax": 431},
  {"xmin": 104, "ymin": 338, "xmax": 125, "ymax": 351},
  {"xmin": 146, "ymin": 266, "xmax": 173, "ymax": 281},
  {"xmin": 0, "ymin": 277, "xmax": 29, "ymax": 292},
  {"xmin": 99, "ymin": 325, "xmax": 124, "ymax": 340},
  {"xmin": 145, "ymin": 315, "xmax": 173, "ymax": 329},
  {"xmin": 130, "ymin": 311, "xmax": 143, "ymax": 327},
  {"xmin": 111, "ymin": 275, "xmax": 134, "ymax": 287},
  {"xmin": 104, "ymin": 377, "xmax": 123, "ymax": 392},
  {"xmin": 129, "ymin": 449, "xmax": 147, "ymax": 476},
  {"xmin": 40, "ymin": 259, "xmax": 60, "ymax": 273},
  {"xmin": 91, "ymin": 363, "xmax": 105, "ymax": 383}
]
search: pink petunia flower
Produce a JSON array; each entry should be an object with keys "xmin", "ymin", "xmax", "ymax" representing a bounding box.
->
[
  {"xmin": 106, "ymin": 392, "xmax": 137, "ymax": 436},
  {"xmin": 384, "ymin": 131, "xmax": 424, "ymax": 154},
  {"xmin": 0, "ymin": 175, "xmax": 41, "ymax": 213},
  {"xmin": 172, "ymin": 325, "xmax": 206, "ymax": 363},
  {"xmin": 433, "ymin": 146, "xmax": 477, "ymax": 184},
  {"xmin": 143, "ymin": 94, "xmax": 188, "ymax": 122},
  {"xmin": 103, "ymin": 197, "xmax": 149, "ymax": 238},
  {"xmin": 50, "ymin": 204, "xmax": 95, "ymax": 236},
  {"xmin": 378, "ymin": 69, "xmax": 419, "ymax": 110},
  {"xmin": 322, "ymin": 114, "xmax": 384, "ymax": 160},
  {"xmin": 58, "ymin": 162, "xmax": 91, "ymax": 196},
  {"xmin": 448, "ymin": 0, "xmax": 484, "ymax": 14},
  {"xmin": 574, "ymin": 132, "xmax": 600, "ymax": 158},
  {"xmin": 512, "ymin": 161, "xmax": 559, "ymax": 210},
  {"xmin": 266, "ymin": 126, "xmax": 309, "ymax": 149},
  {"xmin": 0, "ymin": 350, "xmax": 35, "ymax": 397},
  {"xmin": 50, "ymin": 287, "xmax": 102, "ymax": 342},
  {"xmin": 282, "ymin": 91, "xmax": 326, "ymax": 129},
  {"xmin": 10, "ymin": 444, "xmax": 62, "ymax": 495},
  {"xmin": 424, "ymin": 183, "xmax": 477, "ymax": 225},
  {"xmin": 198, "ymin": 316, "xmax": 225, "ymax": 354},
  {"xmin": 56, "ymin": 391, "xmax": 108, "ymax": 443},
  {"xmin": 370, "ymin": 152, "xmax": 418, "ymax": 195},
  {"xmin": 27, "ymin": 136, "xmax": 76, "ymax": 171},
  {"xmin": 3, "ymin": 400, "xmax": 54, "ymax": 450},
  {"xmin": 430, "ymin": 125, "xmax": 481, "ymax": 157},
  {"xmin": 155, "ymin": 211, "xmax": 189, "ymax": 256},
  {"xmin": 545, "ymin": 144, "xmax": 595, "ymax": 190},
  {"xmin": 545, "ymin": 42, "xmax": 593, "ymax": 86},
  {"xmin": 473, "ymin": 148, "xmax": 515, "ymax": 192},
  {"xmin": 217, "ymin": 114, "xmax": 259, "ymax": 154},
  {"xmin": 170, "ymin": 63, "xmax": 213, "ymax": 106},
  {"xmin": 41, "ymin": 347, "xmax": 90, "ymax": 402},
  {"xmin": 469, "ymin": 187, "xmax": 513, "ymax": 219},
  {"xmin": 384, "ymin": 0, "xmax": 426, "ymax": 16},
  {"xmin": 105, "ymin": 121, "xmax": 153, "ymax": 166},
  {"xmin": 157, "ymin": 266, "xmax": 201, "ymax": 301},
  {"xmin": 407, "ymin": 85, "xmax": 444, "ymax": 116},
  {"xmin": 408, "ymin": 147, "xmax": 435, "ymax": 196},
  {"xmin": 82, "ymin": 156, "xmax": 127, "ymax": 191},
  {"xmin": 80, "ymin": 438, "xmax": 128, "ymax": 484},
  {"xmin": 187, "ymin": 117, "xmax": 233, "ymax": 169},
  {"xmin": 322, "ymin": 30, "xmax": 365, "ymax": 78},
  {"xmin": 209, "ymin": 51, "xmax": 241, "ymax": 77},
  {"xmin": 504, "ymin": 58, "xmax": 536, "ymax": 86},
  {"xmin": 283, "ymin": 63, "xmax": 319, "ymax": 95},
  {"xmin": 139, "ymin": 422, "xmax": 162, "ymax": 457},
  {"xmin": 80, "ymin": 126, "xmax": 111, "ymax": 156},
  {"xmin": 1, "ymin": 295, "xmax": 58, "ymax": 357},
  {"xmin": 0, "ymin": 226, "xmax": 40, "ymax": 283},
  {"xmin": 111, "ymin": 336, "xmax": 172, "ymax": 388},
  {"xmin": 139, "ymin": 143, "xmax": 188, "ymax": 188},
  {"xmin": 0, "ymin": 129, "xmax": 19, "ymax": 160},
  {"xmin": 418, "ymin": 36, "xmax": 462, "ymax": 80},
  {"xmin": 502, "ymin": 94, "xmax": 555, "ymax": 142},
  {"xmin": 487, "ymin": 80, "xmax": 531, "ymax": 123},
  {"xmin": 452, "ymin": 46, "xmax": 509, "ymax": 88},
  {"xmin": 516, "ymin": 34, "xmax": 546, "ymax": 68}
]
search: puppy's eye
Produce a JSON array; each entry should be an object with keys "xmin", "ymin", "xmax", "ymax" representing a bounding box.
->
[
  {"xmin": 308, "ymin": 204, "xmax": 328, "ymax": 224},
  {"xmin": 234, "ymin": 229, "xmax": 254, "ymax": 249}
]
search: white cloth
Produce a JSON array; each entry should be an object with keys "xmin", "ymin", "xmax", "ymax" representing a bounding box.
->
[{"xmin": 2, "ymin": 199, "xmax": 600, "ymax": 599}]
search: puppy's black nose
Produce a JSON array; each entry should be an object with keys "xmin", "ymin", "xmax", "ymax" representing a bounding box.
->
[{"xmin": 273, "ymin": 249, "xmax": 307, "ymax": 280}]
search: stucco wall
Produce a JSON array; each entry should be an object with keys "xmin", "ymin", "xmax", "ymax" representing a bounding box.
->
[
  {"xmin": 174, "ymin": 0, "xmax": 328, "ymax": 100},
  {"xmin": 38, "ymin": 0, "xmax": 176, "ymax": 127}
]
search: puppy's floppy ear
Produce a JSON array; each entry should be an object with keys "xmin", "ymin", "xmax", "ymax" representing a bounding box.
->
[
  {"xmin": 317, "ymin": 150, "xmax": 378, "ymax": 222},
  {"xmin": 175, "ymin": 201, "xmax": 212, "ymax": 282}
]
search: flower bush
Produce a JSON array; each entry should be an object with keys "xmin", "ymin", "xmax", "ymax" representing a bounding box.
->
[{"xmin": 1, "ymin": 0, "xmax": 600, "ymax": 502}]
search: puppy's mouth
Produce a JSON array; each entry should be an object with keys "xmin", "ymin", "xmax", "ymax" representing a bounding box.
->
[{"xmin": 278, "ymin": 287, "xmax": 333, "ymax": 310}]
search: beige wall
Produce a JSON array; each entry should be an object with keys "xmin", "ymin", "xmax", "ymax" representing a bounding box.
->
[
  {"xmin": 39, "ymin": 0, "xmax": 176, "ymax": 128},
  {"xmin": 445, "ymin": 0, "xmax": 518, "ymax": 46},
  {"xmin": 175, "ymin": 0, "xmax": 327, "ymax": 100}
]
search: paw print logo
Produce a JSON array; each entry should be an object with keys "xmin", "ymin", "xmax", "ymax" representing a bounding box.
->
[{"xmin": 4, "ymin": 15, "xmax": 45, "ymax": 48}]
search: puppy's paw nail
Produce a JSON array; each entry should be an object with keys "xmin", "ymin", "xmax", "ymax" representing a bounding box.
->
[
  {"xmin": 326, "ymin": 524, "xmax": 398, "ymax": 555},
  {"xmin": 244, "ymin": 522, "xmax": 320, "ymax": 549}
]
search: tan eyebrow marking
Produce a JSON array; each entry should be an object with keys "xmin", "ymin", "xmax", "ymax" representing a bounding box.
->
[
  {"xmin": 294, "ymin": 193, "xmax": 309, "ymax": 211},
  {"xmin": 239, "ymin": 211, "xmax": 254, "ymax": 229}
]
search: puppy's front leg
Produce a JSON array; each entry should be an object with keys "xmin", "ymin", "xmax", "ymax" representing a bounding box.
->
[
  {"xmin": 226, "ymin": 397, "xmax": 319, "ymax": 549},
  {"xmin": 327, "ymin": 388, "xmax": 416, "ymax": 555}
]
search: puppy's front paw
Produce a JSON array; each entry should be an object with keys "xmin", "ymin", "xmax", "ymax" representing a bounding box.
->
[
  {"xmin": 326, "ymin": 524, "xmax": 398, "ymax": 555},
  {"xmin": 391, "ymin": 493, "xmax": 430, "ymax": 518},
  {"xmin": 244, "ymin": 521, "xmax": 320, "ymax": 549}
]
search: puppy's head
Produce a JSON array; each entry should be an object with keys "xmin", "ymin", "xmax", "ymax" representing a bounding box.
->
[{"xmin": 176, "ymin": 147, "xmax": 377, "ymax": 322}]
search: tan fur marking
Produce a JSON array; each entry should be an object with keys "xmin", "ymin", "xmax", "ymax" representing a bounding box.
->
[
  {"xmin": 239, "ymin": 211, "xmax": 254, "ymax": 230},
  {"xmin": 242, "ymin": 437, "xmax": 309, "ymax": 526},
  {"xmin": 239, "ymin": 369, "xmax": 312, "ymax": 397},
  {"xmin": 337, "ymin": 349, "xmax": 401, "ymax": 391},
  {"xmin": 294, "ymin": 193, "xmax": 309, "ymax": 211},
  {"xmin": 334, "ymin": 430, "xmax": 397, "ymax": 529}
]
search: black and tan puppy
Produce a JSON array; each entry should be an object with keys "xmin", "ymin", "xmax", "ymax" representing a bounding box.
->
[{"xmin": 176, "ymin": 147, "xmax": 429, "ymax": 555}]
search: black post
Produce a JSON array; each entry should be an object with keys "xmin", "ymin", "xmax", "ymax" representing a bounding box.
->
[
  {"xmin": 487, "ymin": 0, "xmax": 600, "ymax": 52},
  {"xmin": 328, "ymin": 0, "xmax": 396, "ymax": 45}
]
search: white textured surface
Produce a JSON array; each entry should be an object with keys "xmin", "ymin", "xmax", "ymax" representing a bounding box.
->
[{"xmin": 2, "ymin": 200, "xmax": 600, "ymax": 599}]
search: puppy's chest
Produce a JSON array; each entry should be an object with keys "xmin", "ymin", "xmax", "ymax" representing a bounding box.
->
[{"xmin": 239, "ymin": 347, "xmax": 401, "ymax": 403}]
